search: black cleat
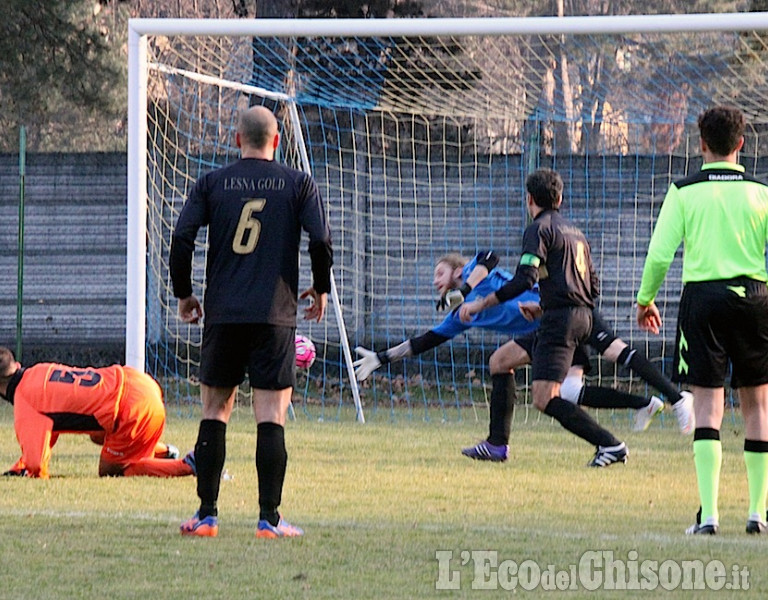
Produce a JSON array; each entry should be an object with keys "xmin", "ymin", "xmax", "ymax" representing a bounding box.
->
[
  {"xmin": 588, "ymin": 442, "xmax": 628, "ymax": 467},
  {"xmin": 746, "ymin": 511, "xmax": 768, "ymax": 535},
  {"xmin": 686, "ymin": 507, "xmax": 719, "ymax": 535}
]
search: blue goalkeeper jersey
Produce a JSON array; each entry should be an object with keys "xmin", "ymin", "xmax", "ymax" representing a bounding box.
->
[{"xmin": 432, "ymin": 257, "xmax": 541, "ymax": 339}]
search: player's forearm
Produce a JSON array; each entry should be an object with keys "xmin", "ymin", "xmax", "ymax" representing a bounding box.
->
[
  {"xmin": 169, "ymin": 236, "xmax": 195, "ymax": 299},
  {"xmin": 495, "ymin": 264, "xmax": 537, "ymax": 304},
  {"xmin": 637, "ymin": 247, "xmax": 675, "ymax": 305},
  {"xmin": 309, "ymin": 240, "xmax": 333, "ymax": 294},
  {"xmin": 464, "ymin": 266, "xmax": 488, "ymax": 292},
  {"xmin": 409, "ymin": 331, "xmax": 451, "ymax": 355},
  {"xmin": 376, "ymin": 340, "xmax": 413, "ymax": 365},
  {"xmin": 637, "ymin": 188, "xmax": 683, "ymax": 305},
  {"xmin": 464, "ymin": 251, "xmax": 499, "ymax": 289},
  {"xmin": 377, "ymin": 330, "xmax": 450, "ymax": 364}
]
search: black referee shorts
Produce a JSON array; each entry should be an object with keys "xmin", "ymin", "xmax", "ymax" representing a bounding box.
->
[
  {"xmin": 199, "ymin": 323, "xmax": 296, "ymax": 390},
  {"xmin": 531, "ymin": 306, "xmax": 592, "ymax": 383},
  {"xmin": 675, "ymin": 278, "xmax": 768, "ymax": 388}
]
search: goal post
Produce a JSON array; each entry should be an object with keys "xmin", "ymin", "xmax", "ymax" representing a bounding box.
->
[
  {"xmin": 128, "ymin": 24, "xmax": 367, "ymax": 421},
  {"xmin": 127, "ymin": 13, "xmax": 768, "ymax": 424}
]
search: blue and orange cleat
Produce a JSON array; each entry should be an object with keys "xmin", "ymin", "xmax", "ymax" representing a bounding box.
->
[
  {"xmin": 180, "ymin": 512, "xmax": 218, "ymax": 537},
  {"xmin": 182, "ymin": 451, "xmax": 196, "ymax": 476},
  {"xmin": 255, "ymin": 516, "xmax": 304, "ymax": 539}
]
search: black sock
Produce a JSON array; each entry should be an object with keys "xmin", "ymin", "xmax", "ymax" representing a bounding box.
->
[
  {"xmin": 195, "ymin": 419, "xmax": 227, "ymax": 519},
  {"xmin": 745, "ymin": 439, "xmax": 768, "ymax": 453},
  {"xmin": 257, "ymin": 422, "xmax": 287, "ymax": 526},
  {"xmin": 544, "ymin": 397, "xmax": 621, "ymax": 447},
  {"xmin": 620, "ymin": 347, "xmax": 681, "ymax": 404},
  {"xmin": 580, "ymin": 386, "xmax": 650, "ymax": 409},
  {"xmin": 694, "ymin": 427, "xmax": 720, "ymax": 441},
  {"xmin": 487, "ymin": 374, "xmax": 515, "ymax": 446}
]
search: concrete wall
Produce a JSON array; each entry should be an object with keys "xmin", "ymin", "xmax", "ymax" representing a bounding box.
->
[{"xmin": 0, "ymin": 153, "xmax": 126, "ymax": 364}]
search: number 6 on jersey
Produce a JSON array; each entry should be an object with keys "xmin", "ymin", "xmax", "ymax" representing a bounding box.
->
[{"xmin": 232, "ymin": 198, "xmax": 266, "ymax": 254}]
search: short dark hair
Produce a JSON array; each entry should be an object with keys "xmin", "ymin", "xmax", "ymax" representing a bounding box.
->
[
  {"xmin": 526, "ymin": 168, "xmax": 563, "ymax": 210},
  {"xmin": 0, "ymin": 346, "xmax": 17, "ymax": 387},
  {"xmin": 698, "ymin": 106, "xmax": 745, "ymax": 156}
]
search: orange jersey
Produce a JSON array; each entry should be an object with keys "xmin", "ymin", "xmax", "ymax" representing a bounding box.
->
[{"xmin": 12, "ymin": 363, "xmax": 127, "ymax": 477}]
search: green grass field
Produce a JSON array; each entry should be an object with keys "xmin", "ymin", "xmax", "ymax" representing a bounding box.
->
[{"xmin": 0, "ymin": 404, "xmax": 765, "ymax": 599}]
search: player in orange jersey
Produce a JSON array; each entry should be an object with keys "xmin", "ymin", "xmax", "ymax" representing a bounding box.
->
[{"xmin": 0, "ymin": 347, "xmax": 194, "ymax": 479}]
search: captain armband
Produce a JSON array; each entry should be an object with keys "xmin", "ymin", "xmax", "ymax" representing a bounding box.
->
[{"xmin": 519, "ymin": 253, "xmax": 541, "ymax": 268}]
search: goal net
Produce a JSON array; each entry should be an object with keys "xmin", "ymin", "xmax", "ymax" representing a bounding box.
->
[{"xmin": 128, "ymin": 14, "xmax": 768, "ymax": 425}]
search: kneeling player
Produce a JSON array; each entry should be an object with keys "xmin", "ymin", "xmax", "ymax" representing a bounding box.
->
[{"xmin": 0, "ymin": 347, "xmax": 194, "ymax": 479}]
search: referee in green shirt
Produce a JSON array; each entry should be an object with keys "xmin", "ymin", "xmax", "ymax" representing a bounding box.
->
[{"xmin": 637, "ymin": 106, "xmax": 768, "ymax": 535}]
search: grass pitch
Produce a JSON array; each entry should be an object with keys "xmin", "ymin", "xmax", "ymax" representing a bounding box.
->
[{"xmin": 0, "ymin": 405, "xmax": 765, "ymax": 599}]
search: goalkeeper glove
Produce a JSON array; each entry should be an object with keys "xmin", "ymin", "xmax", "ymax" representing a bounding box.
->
[
  {"xmin": 353, "ymin": 346, "xmax": 388, "ymax": 381},
  {"xmin": 437, "ymin": 283, "xmax": 471, "ymax": 312}
]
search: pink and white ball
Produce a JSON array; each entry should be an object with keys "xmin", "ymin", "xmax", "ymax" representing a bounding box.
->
[{"xmin": 294, "ymin": 335, "xmax": 317, "ymax": 369}]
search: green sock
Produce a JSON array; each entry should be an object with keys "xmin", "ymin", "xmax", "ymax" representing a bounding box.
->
[
  {"xmin": 744, "ymin": 445, "xmax": 768, "ymax": 519},
  {"xmin": 693, "ymin": 438, "xmax": 722, "ymax": 523}
]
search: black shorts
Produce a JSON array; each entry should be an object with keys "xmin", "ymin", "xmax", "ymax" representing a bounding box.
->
[
  {"xmin": 531, "ymin": 306, "xmax": 593, "ymax": 382},
  {"xmin": 199, "ymin": 323, "xmax": 296, "ymax": 390},
  {"xmin": 675, "ymin": 278, "xmax": 768, "ymax": 388},
  {"xmin": 516, "ymin": 331, "xmax": 591, "ymax": 372}
]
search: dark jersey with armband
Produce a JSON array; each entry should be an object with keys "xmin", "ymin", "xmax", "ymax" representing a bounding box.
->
[
  {"xmin": 496, "ymin": 209, "xmax": 597, "ymax": 310},
  {"xmin": 170, "ymin": 158, "xmax": 333, "ymax": 326}
]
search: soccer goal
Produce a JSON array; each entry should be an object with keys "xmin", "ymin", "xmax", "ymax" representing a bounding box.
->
[{"xmin": 128, "ymin": 13, "xmax": 768, "ymax": 424}]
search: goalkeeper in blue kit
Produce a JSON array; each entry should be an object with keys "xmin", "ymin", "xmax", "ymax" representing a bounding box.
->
[{"xmin": 354, "ymin": 250, "xmax": 692, "ymax": 464}]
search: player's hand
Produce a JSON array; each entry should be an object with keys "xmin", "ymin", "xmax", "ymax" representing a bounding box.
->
[
  {"xmin": 637, "ymin": 302, "xmax": 662, "ymax": 335},
  {"xmin": 353, "ymin": 346, "xmax": 382, "ymax": 381},
  {"xmin": 518, "ymin": 301, "xmax": 542, "ymax": 322},
  {"xmin": 459, "ymin": 299, "xmax": 484, "ymax": 323},
  {"xmin": 178, "ymin": 295, "xmax": 203, "ymax": 324},
  {"xmin": 301, "ymin": 288, "xmax": 327, "ymax": 323},
  {"xmin": 2, "ymin": 468, "xmax": 27, "ymax": 477}
]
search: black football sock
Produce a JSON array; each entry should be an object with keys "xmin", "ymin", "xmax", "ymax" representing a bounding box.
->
[
  {"xmin": 544, "ymin": 397, "xmax": 621, "ymax": 447},
  {"xmin": 257, "ymin": 422, "xmax": 287, "ymax": 527},
  {"xmin": 194, "ymin": 419, "xmax": 227, "ymax": 519},
  {"xmin": 487, "ymin": 374, "xmax": 515, "ymax": 446},
  {"xmin": 580, "ymin": 386, "xmax": 650, "ymax": 409},
  {"xmin": 619, "ymin": 347, "xmax": 681, "ymax": 404}
]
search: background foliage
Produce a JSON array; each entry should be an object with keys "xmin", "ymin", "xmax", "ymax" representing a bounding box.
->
[{"xmin": 0, "ymin": 0, "xmax": 760, "ymax": 152}]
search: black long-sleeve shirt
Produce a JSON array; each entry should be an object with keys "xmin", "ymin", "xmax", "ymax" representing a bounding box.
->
[{"xmin": 170, "ymin": 157, "xmax": 333, "ymax": 326}]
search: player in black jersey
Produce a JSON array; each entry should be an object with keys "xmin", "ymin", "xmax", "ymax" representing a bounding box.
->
[
  {"xmin": 170, "ymin": 105, "xmax": 333, "ymax": 538},
  {"xmin": 460, "ymin": 168, "xmax": 627, "ymax": 467}
]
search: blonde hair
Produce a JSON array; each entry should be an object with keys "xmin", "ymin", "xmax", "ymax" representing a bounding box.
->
[{"xmin": 436, "ymin": 253, "xmax": 469, "ymax": 271}]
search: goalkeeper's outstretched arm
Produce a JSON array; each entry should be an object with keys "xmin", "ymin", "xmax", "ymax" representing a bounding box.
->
[
  {"xmin": 355, "ymin": 251, "xmax": 498, "ymax": 380},
  {"xmin": 354, "ymin": 330, "xmax": 450, "ymax": 381}
]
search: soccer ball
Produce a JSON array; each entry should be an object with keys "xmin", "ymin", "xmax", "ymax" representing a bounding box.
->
[{"xmin": 295, "ymin": 334, "xmax": 317, "ymax": 369}]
